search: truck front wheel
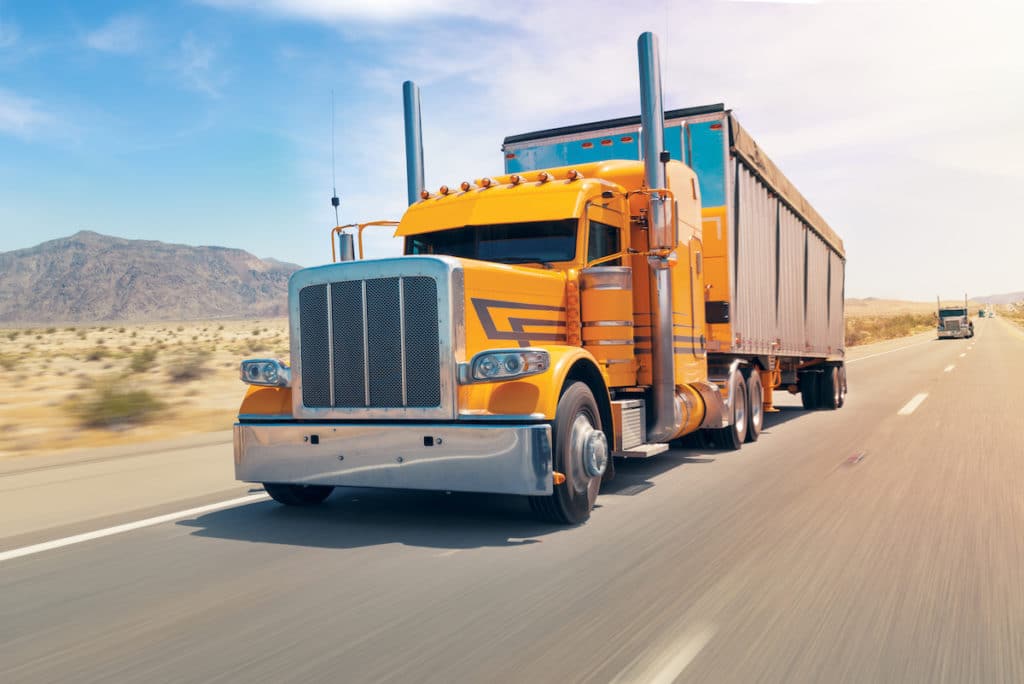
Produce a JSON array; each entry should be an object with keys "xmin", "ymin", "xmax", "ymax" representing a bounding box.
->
[
  {"xmin": 530, "ymin": 382, "xmax": 606, "ymax": 525},
  {"xmin": 263, "ymin": 483, "xmax": 334, "ymax": 506}
]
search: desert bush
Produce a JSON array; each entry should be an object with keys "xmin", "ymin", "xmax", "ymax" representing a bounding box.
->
[
  {"xmin": 845, "ymin": 313, "xmax": 936, "ymax": 347},
  {"xmin": 129, "ymin": 348, "xmax": 158, "ymax": 374},
  {"xmin": 45, "ymin": 327, "xmax": 56, "ymax": 334},
  {"xmin": 6, "ymin": 331, "xmax": 19, "ymax": 341},
  {"xmin": 69, "ymin": 378, "xmax": 165, "ymax": 428},
  {"xmin": 0, "ymin": 354, "xmax": 15, "ymax": 371},
  {"xmin": 167, "ymin": 350, "xmax": 210, "ymax": 382},
  {"xmin": 85, "ymin": 347, "xmax": 110, "ymax": 362}
]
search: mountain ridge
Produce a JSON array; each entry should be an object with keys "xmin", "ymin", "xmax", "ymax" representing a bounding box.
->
[{"xmin": 0, "ymin": 231, "xmax": 303, "ymax": 324}]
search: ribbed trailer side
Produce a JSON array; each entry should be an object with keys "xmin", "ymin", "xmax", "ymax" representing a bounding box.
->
[
  {"xmin": 778, "ymin": 206, "xmax": 806, "ymax": 356},
  {"xmin": 724, "ymin": 113, "xmax": 845, "ymax": 360},
  {"xmin": 733, "ymin": 163, "xmax": 777, "ymax": 356}
]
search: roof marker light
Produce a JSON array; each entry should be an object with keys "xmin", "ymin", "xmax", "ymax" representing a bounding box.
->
[
  {"xmin": 419, "ymin": 189, "xmax": 430, "ymax": 200},
  {"xmin": 567, "ymin": 169, "xmax": 582, "ymax": 181},
  {"xmin": 509, "ymin": 174, "xmax": 522, "ymax": 185},
  {"xmin": 460, "ymin": 181, "xmax": 472, "ymax": 191},
  {"xmin": 582, "ymin": 142, "xmax": 594, "ymax": 149},
  {"xmin": 480, "ymin": 177, "xmax": 495, "ymax": 188},
  {"xmin": 537, "ymin": 171, "xmax": 551, "ymax": 183},
  {"xmin": 439, "ymin": 185, "xmax": 450, "ymax": 195},
  {"xmin": 600, "ymin": 139, "xmax": 612, "ymax": 146},
  {"xmin": 620, "ymin": 135, "xmax": 634, "ymax": 143}
]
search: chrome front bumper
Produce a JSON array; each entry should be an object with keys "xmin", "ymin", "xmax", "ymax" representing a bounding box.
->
[{"xmin": 234, "ymin": 422, "xmax": 553, "ymax": 496}]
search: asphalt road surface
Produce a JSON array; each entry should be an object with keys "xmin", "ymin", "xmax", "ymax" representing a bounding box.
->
[{"xmin": 2, "ymin": 317, "xmax": 1023, "ymax": 683}]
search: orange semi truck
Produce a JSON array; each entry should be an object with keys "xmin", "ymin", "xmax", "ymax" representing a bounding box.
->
[{"xmin": 234, "ymin": 32, "xmax": 847, "ymax": 524}]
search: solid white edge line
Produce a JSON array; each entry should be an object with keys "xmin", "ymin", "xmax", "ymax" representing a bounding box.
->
[
  {"xmin": 898, "ymin": 393, "xmax": 928, "ymax": 416},
  {"xmin": 846, "ymin": 339, "xmax": 932, "ymax": 364},
  {"xmin": 944, "ymin": 364, "xmax": 955, "ymax": 372},
  {"xmin": 0, "ymin": 493, "xmax": 270, "ymax": 564}
]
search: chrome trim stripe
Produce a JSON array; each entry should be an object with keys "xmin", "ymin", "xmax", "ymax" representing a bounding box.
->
[
  {"xmin": 589, "ymin": 339, "xmax": 635, "ymax": 346},
  {"xmin": 326, "ymin": 283, "xmax": 335, "ymax": 407},
  {"xmin": 361, "ymin": 280, "xmax": 370, "ymax": 406},
  {"xmin": 583, "ymin": 320, "xmax": 633, "ymax": 327},
  {"xmin": 398, "ymin": 277, "xmax": 408, "ymax": 407}
]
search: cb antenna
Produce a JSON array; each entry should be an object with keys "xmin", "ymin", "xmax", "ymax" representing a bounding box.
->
[{"xmin": 331, "ymin": 89, "xmax": 340, "ymax": 226}]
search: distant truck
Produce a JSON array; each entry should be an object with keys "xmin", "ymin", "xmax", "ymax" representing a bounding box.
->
[
  {"xmin": 232, "ymin": 33, "xmax": 847, "ymax": 524},
  {"xmin": 937, "ymin": 296, "xmax": 973, "ymax": 339}
]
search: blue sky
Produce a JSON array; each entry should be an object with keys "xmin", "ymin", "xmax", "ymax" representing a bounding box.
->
[{"xmin": 1, "ymin": 0, "xmax": 1021, "ymax": 300}]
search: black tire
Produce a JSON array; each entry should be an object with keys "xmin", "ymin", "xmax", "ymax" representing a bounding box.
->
[
  {"xmin": 264, "ymin": 482, "xmax": 334, "ymax": 506},
  {"xmin": 745, "ymin": 369, "xmax": 763, "ymax": 443},
  {"xmin": 530, "ymin": 382, "xmax": 605, "ymax": 525},
  {"xmin": 799, "ymin": 371, "xmax": 820, "ymax": 410},
  {"xmin": 714, "ymin": 372, "xmax": 747, "ymax": 451},
  {"xmin": 820, "ymin": 366, "xmax": 841, "ymax": 410},
  {"xmin": 837, "ymin": 364, "xmax": 847, "ymax": 408}
]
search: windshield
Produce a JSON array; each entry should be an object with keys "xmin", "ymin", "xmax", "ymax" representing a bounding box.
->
[
  {"xmin": 404, "ymin": 219, "xmax": 578, "ymax": 264},
  {"xmin": 939, "ymin": 308, "xmax": 966, "ymax": 317}
]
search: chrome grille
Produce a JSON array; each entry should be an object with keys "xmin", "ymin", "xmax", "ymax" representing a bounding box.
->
[{"xmin": 299, "ymin": 276, "xmax": 441, "ymax": 410}]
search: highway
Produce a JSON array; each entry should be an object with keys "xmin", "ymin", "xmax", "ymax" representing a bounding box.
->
[{"xmin": 2, "ymin": 316, "xmax": 1022, "ymax": 683}]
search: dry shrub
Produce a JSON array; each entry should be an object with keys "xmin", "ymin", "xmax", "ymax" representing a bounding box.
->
[
  {"xmin": 129, "ymin": 348, "xmax": 158, "ymax": 374},
  {"xmin": 69, "ymin": 377, "xmax": 165, "ymax": 428},
  {"xmin": 845, "ymin": 313, "xmax": 936, "ymax": 347},
  {"xmin": 167, "ymin": 350, "xmax": 210, "ymax": 382}
]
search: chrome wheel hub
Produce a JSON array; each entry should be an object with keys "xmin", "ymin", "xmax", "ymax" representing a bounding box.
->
[{"xmin": 571, "ymin": 414, "xmax": 608, "ymax": 479}]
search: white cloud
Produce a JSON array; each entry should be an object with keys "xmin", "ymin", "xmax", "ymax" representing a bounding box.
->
[
  {"xmin": 84, "ymin": 15, "xmax": 146, "ymax": 54},
  {"xmin": 173, "ymin": 33, "xmax": 227, "ymax": 98},
  {"xmin": 0, "ymin": 89, "xmax": 54, "ymax": 138}
]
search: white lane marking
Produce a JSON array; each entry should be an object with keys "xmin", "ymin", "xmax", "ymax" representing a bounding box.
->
[
  {"xmin": 944, "ymin": 364, "xmax": 955, "ymax": 372},
  {"xmin": 612, "ymin": 624, "xmax": 716, "ymax": 684},
  {"xmin": 898, "ymin": 393, "xmax": 928, "ymax": 416},
  {"xmin": 0, "ymin": 493, "xmax": 269, "ymax": 564},
  {"xmin": 846, "ymin": 339, "xmax": 932, "ymax": 364},
  {"xmin": 435, "ymin": 549, "xmax": 460, "ymax": 557},
  {"xmin": 959, "ymin": 352, "xmax": 966, "ymax": 358}
]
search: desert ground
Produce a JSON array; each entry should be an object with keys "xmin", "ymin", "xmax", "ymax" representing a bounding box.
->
[{"xmin": 0, "ymin": 318, "xmax": 287, "ymax": 461}]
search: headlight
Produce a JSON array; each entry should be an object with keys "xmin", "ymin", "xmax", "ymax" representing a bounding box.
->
[
  {"xmin": 240, "ymin": 359, "xmax": 291, "ymax": 387},
  {"xmin": 460, "ymin": 349, "xmax": 550, "ymax": 383}
]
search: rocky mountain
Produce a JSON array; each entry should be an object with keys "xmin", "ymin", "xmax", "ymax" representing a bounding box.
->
[
  {"xmin": 0, "ymin": 231, "xmax": 302, "ymax": 324},
  {"xmin": 974, "ymin": 292, "xmax": 1024, "ymax": 305}
]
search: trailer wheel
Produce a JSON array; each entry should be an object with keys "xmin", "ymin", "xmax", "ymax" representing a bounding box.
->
[
  {"xmin": 838, "ymin": 365, "xmax": 848, "ymax": 408},
  {"xmin": 799, "ymin": 371, "xmax": 820, "ymax": 410},
  {"xmin": 744, "ymin": 369, "xmax": 763, "ymax": 443},
  {"xmin": 714, "ymin": 371, "xmax": 747, "ymax": 451},
  {"xmin": 529, "ymin": 382, "xmax": 606, "ymax": 525},
  {"xmin": 263, "ymin": 483, "xmax": 334, "ymax": 506},
  {"xmin": 820, "ymin": 366, "xmax": 841, "ymax": 410}
]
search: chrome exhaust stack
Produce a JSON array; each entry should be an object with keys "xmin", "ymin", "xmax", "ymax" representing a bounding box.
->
[
  {"xmin": 638, "ymin": 31, "xmax": 685, "ymax": 443},
  {"xmin": 402, "ymin": 80, "xmax": 425, "ymax": 206}
]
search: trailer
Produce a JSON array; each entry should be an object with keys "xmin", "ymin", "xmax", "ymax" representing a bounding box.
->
[{"xmin": 502, "ymin": 104, "xmax": 848, "ymax": 416}]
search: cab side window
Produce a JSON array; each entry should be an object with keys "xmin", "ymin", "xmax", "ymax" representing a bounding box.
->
[{"xmin": 588, "ymin": 220, "xmax": 621, "ymax": 265}]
